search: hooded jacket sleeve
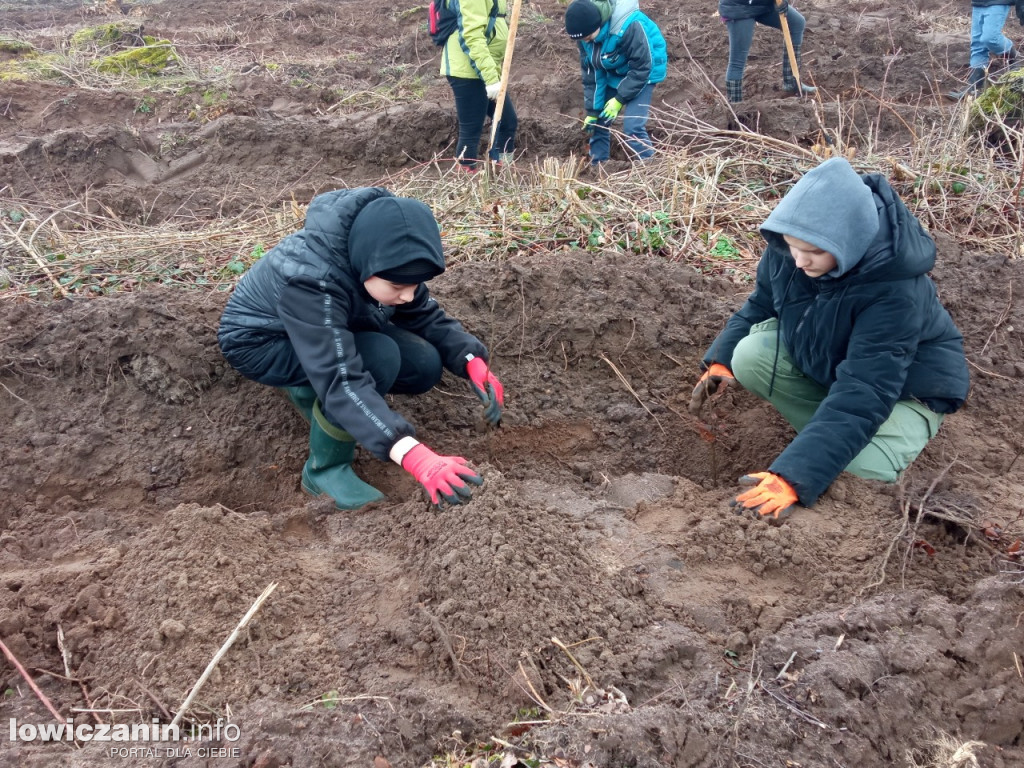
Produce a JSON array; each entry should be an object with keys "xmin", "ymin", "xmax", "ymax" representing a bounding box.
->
[
  {"xmin": 393, "ymin": 285, "xmax": 489, "ymax": 375},
  {"xmin": 579, "ymin": 42, "xmax": 605, "ymax": 113},
  {"xmin": 703, "ymin": 249, "xmax": 778, "ymax": 369},
  {"xmin": 611, "ymin": 22, "xmax": 655, "ymax": 104},
  {"xmin": 769, "ymin": 290, "xmax": 923, "ymax": 506},
  {"xmin": 277, "ymin": 276, "xmax": 416, "ymax": 461},
  {"xmin": 455, "ymin": 0, "xmax": 502, "ymax": 84}
]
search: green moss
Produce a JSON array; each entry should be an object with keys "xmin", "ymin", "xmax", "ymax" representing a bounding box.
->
[
  {"xmin": 0, "ymin": 38, "xmax": 34, "ymax": 55},
  {"xmin": 968, "ymin": 69, "xmax": 1024, "ymax": 133},
  {"xmin": 69, "ymin": 22, "xmax": 145, "ymax": 51},
  {"xmin": 201, "ymin": 88, "xmax": 228, "ymax": 105},
  {"xmin": 0, "ymin": 53, "xmax": 63, "ymax": 81},
  {"xmin": 92, "ymin": 40, "xmax": 180, "ymax": 76}
]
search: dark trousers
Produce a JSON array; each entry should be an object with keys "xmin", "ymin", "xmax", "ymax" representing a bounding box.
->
[
  {"xmin": 355, "ymin": 325, "xmax": 442, "ymax": 395},
  {"xmin": 250, "ymin": 325, "xmax": 442, "ymax": 396},
  {"xmin": 725, "ymin": 7, "xmax": 806, "ymax": 82},
  {"xmin": 446, "ymin": 75, "xmax": 517, "ymax": 168}
]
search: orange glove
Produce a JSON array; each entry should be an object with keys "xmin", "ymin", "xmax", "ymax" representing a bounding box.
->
[
  {"xmin": 688, "ymin": 363, "xmax": 735, "ymax": 414},
  {"xmin": 730, "ymin": 472, "xmax": 798, "ymax": 522}
]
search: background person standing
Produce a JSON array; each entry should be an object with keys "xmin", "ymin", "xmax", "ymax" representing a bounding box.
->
[
  {"xmin": 438, "ymin": 0, "xmax": 518, "ymax": 170},
  {"xmin": 949, "ymin": 0, "xmax": 1024, "ymax": 99},
  {"xmin": 563, "ymin": 0, "xmax": 667, "ymax": 166},
  {"xmin": 718, "ymin": 0, "xmax": 816, "ymax": 103}
]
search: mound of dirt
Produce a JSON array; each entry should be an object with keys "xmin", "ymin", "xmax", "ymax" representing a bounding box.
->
[{"xmin": 3, "ymin": 248, "xmax": 1023, "ymax": 767}]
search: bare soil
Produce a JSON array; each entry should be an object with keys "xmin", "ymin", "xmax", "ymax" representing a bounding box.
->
[{"xmin": 1, "ymin": 1, "xmax": 1023, "ymax": 767}]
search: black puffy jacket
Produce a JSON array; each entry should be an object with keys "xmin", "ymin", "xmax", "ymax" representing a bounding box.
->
[
  {"xmin": 218, "ymin": 188, "xmax": 486, "ymax": 460},
  {"xmin": 972, "ymin": 0, "xmax": 1022, "ymax": 9}
]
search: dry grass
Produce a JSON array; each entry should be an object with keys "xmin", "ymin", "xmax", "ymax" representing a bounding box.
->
[
  {"xmin": 3, "ymin": 92, "xmax": 1022, "ymax": 300},
  {"xmin": 0, "ymin": 199, "xmax": 301, "ymax": 298},
  {"xmin": 905, "ymin": 731, "xmax": 987, "ymax": 768}
]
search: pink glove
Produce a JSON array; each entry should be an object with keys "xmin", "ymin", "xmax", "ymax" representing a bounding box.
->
[
  {"xmin": 466, "ymin": 356, "xmax": 504, "ymax": 426},
  {"xmin": 402, "ymin": 443, "xmax": 482, "ymax": 506}
]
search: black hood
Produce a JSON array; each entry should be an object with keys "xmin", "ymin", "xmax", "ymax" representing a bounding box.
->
[{"xmin": 346, "ymin": 196, "xmax": 445, "ymax": 283}]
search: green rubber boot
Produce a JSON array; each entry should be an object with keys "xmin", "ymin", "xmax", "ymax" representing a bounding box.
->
[
  {"xmin": 301, "ymin": 400, "xmax": 384, "ymax": 510},
  {"xmin": 282, "ymin": 385, "xmax": 316, "ymax": 424}
]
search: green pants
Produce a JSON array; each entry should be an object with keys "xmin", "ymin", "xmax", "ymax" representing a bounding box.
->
[{"xmin": 730, "ymin": 319, "xmax": 943, "ymax": 482}]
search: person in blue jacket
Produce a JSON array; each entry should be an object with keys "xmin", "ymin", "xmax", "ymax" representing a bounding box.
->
[
  {"xmin": 688, "ymin": 158, "xmax": 969, "ymax": 523},
  {"xmin": 718, "ymin": 0, "xmax": 816, "ymax": 103},
  {"xmin": 218, "ymin": 188, "xmax": 505, "ymax": 510},
  {"xmin": 563, "ymin": 0, "xmax": 667, "ymax": 166}
]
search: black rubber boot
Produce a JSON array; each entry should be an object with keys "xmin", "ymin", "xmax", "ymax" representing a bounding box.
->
[
  {"xmin": 726, "ymin": 79, "xmax": 743, "ymax": 103},
  {"xmin": 282, "ymin": 385, "xmax": 316, "ymax": 424},
  {"xmin": 301, "ymin": 400, "xmax": 384, "ymax": 510},
  {"xmin": 782, "ymin": 48, "xmax": 817, "ymax": 96},
  {"xmin": 947, "ymin": 67, "xmax": 988, "ymax": 100}
]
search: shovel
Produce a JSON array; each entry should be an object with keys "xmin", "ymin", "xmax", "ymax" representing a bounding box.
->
[
  {"xmin": 488, "ymin": 0, "xmax": 522, "ymax": 155},
  {"xmin": 777, "ymin": 0, "xmax": 804, "ymax": 98}
]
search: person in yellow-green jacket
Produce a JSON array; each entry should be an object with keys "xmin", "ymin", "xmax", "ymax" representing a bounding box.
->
[{"xmin": 439, "ymin": 0, "xmax": 517, "ymax": 171}]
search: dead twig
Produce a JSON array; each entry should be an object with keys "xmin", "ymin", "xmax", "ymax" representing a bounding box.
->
[
  {"xmin": 170, "ymin": 582, "xmax": 278, "ymax": 728},
  {"xmin": 0, "ymin": 637, "xmax": 66, "ymax": 724},
  {"xmin": 136, "ymin": 680, "xmax": 173, "ymax": 721},
  {"xmin": 966, "ymin": 358, "xmax": 1014, "ymax": 380},
  {"xmin": 775, "ymin": 651, "xmax": 798, "ymax": 680},
  {"xmin": 0, "ymin": 217, "xmax": 69, "ymax": 298},
  {"xmin": 979, "ymin": 284, "xmax": 1012, "ymax": 357},
  {"xmin": 757, "ymin": 681, "xmax": 829, "ymax": 730},
  {"xmin": 550, "ymin": 636, "xmax": 596, "ymax": 691},
  {"xmin": 418, "ymin": 605, "xmax": 468, "ymax": 681},
  {"xmin": 598, "ymin": 352, "xmax": 666, "ymax": 434},
  {"xmin": 299, "ymin": 693, "xmax": 393, "ymax": 711},
  {"xmin": 516, "ymin": 660, "xmax": 555, "ymax": 714},
  {"xmin": 863, "ymin": 459, "xmax": 957, "ymax": 593}
]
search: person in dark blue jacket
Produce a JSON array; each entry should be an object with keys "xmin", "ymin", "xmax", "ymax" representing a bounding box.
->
[
  {"xmin": 688, "ymin": 158, "xmax": 969, "ymax": 522},
  {"xmin": 563, "ymin": 0, "xmax": 667, "ymax": 165},
  {"xmin": 718, "ymin": 0, "xmax": 816, "ymax": 103},
  {"xmin": 218, "ymin": 188, "xmax": 504, "ymax": 510}
]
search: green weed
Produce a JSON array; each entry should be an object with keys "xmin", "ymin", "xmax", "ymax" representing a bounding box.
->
[{"xmin": 709, "ymin": 235, "xmax": 741, "ymax": 260}]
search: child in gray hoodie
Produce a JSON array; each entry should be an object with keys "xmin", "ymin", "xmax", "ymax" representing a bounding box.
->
[{"xmin": 689, "ymin": 158, "xmax": 969, "ymax": 522}]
